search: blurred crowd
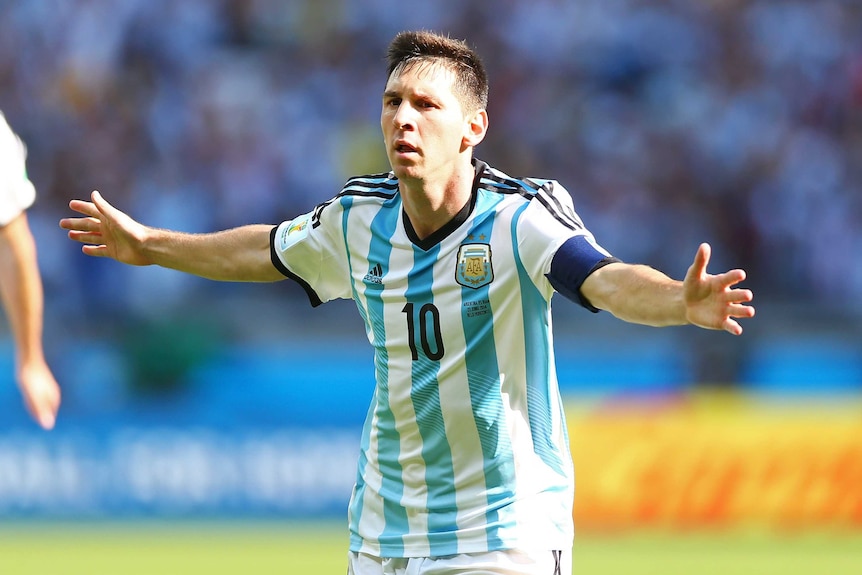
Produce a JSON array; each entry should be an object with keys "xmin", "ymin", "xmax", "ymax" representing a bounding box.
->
[{"xmin": 0, "ymin": 0, "xmax": 860, "ymax": 325}]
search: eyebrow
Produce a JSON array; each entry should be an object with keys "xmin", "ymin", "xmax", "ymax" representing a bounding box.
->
[{"xmin": 383, "ymin": 87, "xmax": 439, "ymax": 102}]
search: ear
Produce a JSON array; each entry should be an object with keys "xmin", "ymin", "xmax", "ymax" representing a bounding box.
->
[{"xmin": 462, "ymin": 109, "xmax": 488, "ymax": 149}]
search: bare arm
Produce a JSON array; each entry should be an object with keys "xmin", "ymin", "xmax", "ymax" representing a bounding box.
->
[
  {"xmin": 580, "ymin": 243, "xmax": 755, "ymax": 335},
  {"xmin": 60, "ymin": 191, "xmax": 284, "ymax": 282},
  {"xmin": 0, "ymin": 212, "xmax": 61, "ymax": 429}
]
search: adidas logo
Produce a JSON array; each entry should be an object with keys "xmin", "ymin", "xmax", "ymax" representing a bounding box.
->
[{"xmin": 363, "ymin": 263, "xmax": 383, "ymax": 285}]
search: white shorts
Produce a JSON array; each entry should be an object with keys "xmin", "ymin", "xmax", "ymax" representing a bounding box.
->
[{"xmin": 347, "ymin": 549, "xmax": 571, "ymax": 575}]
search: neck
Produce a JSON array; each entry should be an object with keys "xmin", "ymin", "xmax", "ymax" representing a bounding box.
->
[{"xmin": 400, "ymin": 161, "xmax": 475, "ymax": 240}]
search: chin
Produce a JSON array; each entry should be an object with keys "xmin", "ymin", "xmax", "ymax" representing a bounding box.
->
[{"xmin": 392, "ymin": 164, "xmax": 422, "ymax": 182}]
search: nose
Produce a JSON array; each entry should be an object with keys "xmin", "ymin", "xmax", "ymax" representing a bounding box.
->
[{"xmin": 392, "ymin": 102, "xmax": 415, "ymax": 130}]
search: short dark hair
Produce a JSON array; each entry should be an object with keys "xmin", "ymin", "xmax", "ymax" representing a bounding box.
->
[{"xmin": 386, "ymin": 30, "xmax": 489, "ymax": 113}]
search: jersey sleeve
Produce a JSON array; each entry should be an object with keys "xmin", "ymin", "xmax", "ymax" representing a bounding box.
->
[
  {"xmin": 515, "ymin": 180, "xmax": 616, "ymax": 307},
  {"xmin": 270, "ymin": 200, "xmax": 353, "ymax": 306},
  {"xmin": 0, "ymin": 112, "xmax": 37, "ymax": 227}
]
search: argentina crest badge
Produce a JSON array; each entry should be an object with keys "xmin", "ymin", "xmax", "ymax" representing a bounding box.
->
[{"xmin": 456, "ymin": 243, "xmax": 493, "ymax": 289}]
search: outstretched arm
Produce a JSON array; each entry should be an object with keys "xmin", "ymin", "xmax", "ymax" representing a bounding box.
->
[
  {"xmin": 580, "ymin": 243, "xmax": 755, "ymax": 335},
  {"xmin": 0, "ymin": 212, "xmax": 61, "ymax": 429},
  {"xmin": 60, "ymin": 191, "xmax": 284, "ymax": 282}
]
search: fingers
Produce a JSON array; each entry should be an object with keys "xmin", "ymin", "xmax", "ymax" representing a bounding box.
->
[
  {"xmin": 29, "ymin": 395, "xmax": 59, "ymax": 430},
  {"xmin": 713, "ymin": 301, "xmax": 754, "ymax": 336},
  {"xmin": 723, "ymin": 317, "xmax": 744, "ymax": 336},
  {"xmin": 718, "ymin": 270, "xmax": 755, "ymax": 311},
  {"xmin": 90, "ymin": 190, "xmax": 111, "ymax": 213},
  {"xmin": 716, "ymin": 268, "xmax": 747, "ymax": 289},
  {"xmin": 726, "ymin": 288, "xmax": 754, "ymax": 304},
  {"xmin": 20, "ymin": 371, "xmax": 61, "ymax": 430},
  {"xmin": 91, "ymin": 190, "xmax": 108, "ymax": 205},
  {"xmin": 60, "ymin": 200, "xmax": 101, "ymax": 235},
  {"xmin": 66, "ymin": 228, "xmax": 105, "ymax": 247},
  {"xmin": 683, "ymin": 243, "xmax": 755, "ymax": 335},
  {"xmin": 67, "ymin": 229, "xmax": 99, "ymax": 241},
  {"xmin": 691, "ymin": 242, "xmax": 711, "ymax": 278},
  {"xmin": 688, "ymin": 268, "xmax": 754, "ymax": 335},
  {"xmin": 81, "ymin": 244, "xmax": 110, "ymax": 257},
  {"xmin": 62, "ymin": 190, "xmax": 109, "ymax": 222},
  {"xmin": 36, "ymin": 413, "xmax": 56, "ymax": 430},
  {"xmin": 60, "ymin": 216, "xmax": 101, "ymax": 234},
  {"xmin": 67, "ymin": 198, "xmax": 99, "ymax": 218},
  {"xmin": 60, "ymin": 193, "xmax": 107, "ymax": 249},
  {"xmin": 36, "ymin": 401, "xmax": 59, "ymax": 430},
  {"xmin": 721, "ymin": 287, "xmax": 756, "ymax": 336},
  {"xmin": 63, "ymin": 221, "xmax": 110, "ymax": 257},
  {"xmin": 728, "ymin": 302, "xmax": 756, "ymax": 318},
  {"xmin": 91, "ymin": 190, "xmax": 125, "ymax": 221}
]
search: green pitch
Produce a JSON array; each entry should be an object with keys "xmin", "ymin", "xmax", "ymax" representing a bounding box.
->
[{"xmin": 1, "ymin": 522, "xmax": 861, "ymax": 575}]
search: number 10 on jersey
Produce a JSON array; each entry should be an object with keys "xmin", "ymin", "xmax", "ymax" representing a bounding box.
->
[{"xmin": 402, "ymin": 302, "xmax": 444, "ymax": 361}]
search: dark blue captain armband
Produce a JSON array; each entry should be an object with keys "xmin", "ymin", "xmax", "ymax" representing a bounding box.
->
[{"xmin": 546, "ymin": 235, "xmax": 621, "ymax": 312}]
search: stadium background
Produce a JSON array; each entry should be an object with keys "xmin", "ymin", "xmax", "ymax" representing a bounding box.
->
[{"xmin": 0, "ymin": 0, "xmax": 861, "ymax": 573}]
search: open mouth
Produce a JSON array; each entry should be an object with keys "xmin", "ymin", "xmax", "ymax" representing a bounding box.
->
[{"xmin": 395, "ymin": 142, "xmax": 417, "ymax": 154}]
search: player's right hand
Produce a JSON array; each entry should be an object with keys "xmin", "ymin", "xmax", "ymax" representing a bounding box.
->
[
  {"xmin": 60, "ymin": 190, "xmax": 153, "ymax": 266},
  {"xmin": 17, "ymin": 360, "xmax": 61, "ymax": 430}
]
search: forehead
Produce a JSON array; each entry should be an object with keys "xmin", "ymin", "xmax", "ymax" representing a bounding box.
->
[{"xmin": 384, "ymin": 60, "xmax": 458, "ymax": 97}]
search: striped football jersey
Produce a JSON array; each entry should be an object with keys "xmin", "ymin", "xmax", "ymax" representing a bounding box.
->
[
  {"xmin": 0, "ymin": 112, "xmax": 36, "ymax": 226},
  {"xmin": 270, "ymin": 159, "xmax": 614, "ymax": 557}
]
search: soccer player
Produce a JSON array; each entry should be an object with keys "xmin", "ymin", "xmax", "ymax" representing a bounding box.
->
[
  {"xmin": 0, "ymin": 111, "xmax": 61, "ymax": 430},
  {"xmin": 60, "ymin": 31, "xmax": 754, "ymax": 575}
]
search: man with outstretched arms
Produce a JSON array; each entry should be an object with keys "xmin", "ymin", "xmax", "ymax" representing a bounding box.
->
[{"xmin": 62, "ymin": 31, "xmax": 754, "ymax": 575}]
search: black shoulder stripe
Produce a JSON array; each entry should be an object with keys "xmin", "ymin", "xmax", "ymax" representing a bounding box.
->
[
  {"xmin": 311, "ymin": 172, "xmax": 399, "ymax": 228},
  {"xmin": 519, "ymin": 177, "xmax": 581, "ymax": 230},
  {"xmin": 479, "ymin": 171, "xmax": 528, "ymax": 195},
  {"xmin": 478, "ymin": 167, "xmax": 582, "ymax": 232},
  {"xmin": 346, "ymin": 170, "xmax": 396, "ymax": 185},
  {"xmin": 344, "ymin": 180, "xmax": 399, "ymax": 193},
  {"xmin": 535, "ymin": 182, "xmax": 583, "ymax": 231},
  {"xmin": 531, "ymin": 189, "xmax": 581, "ymax": 232}
]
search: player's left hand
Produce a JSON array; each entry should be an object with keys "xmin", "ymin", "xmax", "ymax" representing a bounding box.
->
[{"xmin": 683, "ymin": 243, "xmax": 755, "ymax": 335}]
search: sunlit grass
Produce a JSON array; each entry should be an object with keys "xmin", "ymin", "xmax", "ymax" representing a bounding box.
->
[
  {"xmin": 1, "ymin": 521, "xmax": 861, "ymax": 575},
  {"xmin": 0, "ymin": 520, "xmax": 348, "ymax": 575},
  {"xmin": 573, "ymin": 529, "xmax": 862, "ymax": 575}
]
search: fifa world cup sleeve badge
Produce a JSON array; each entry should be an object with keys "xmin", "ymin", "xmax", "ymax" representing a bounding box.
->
[
  {"xmin": 278, "ymin": 213, "xmax": 312, "ymax": 251},
  {"xmin": 455, "ymin": 243, "xmax": 494, "ymax": 289}
]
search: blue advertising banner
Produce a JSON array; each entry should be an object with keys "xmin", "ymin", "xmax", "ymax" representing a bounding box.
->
[{"xmin": 0, "ymin": 427, "xmax": 357, "ymax": 518}]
